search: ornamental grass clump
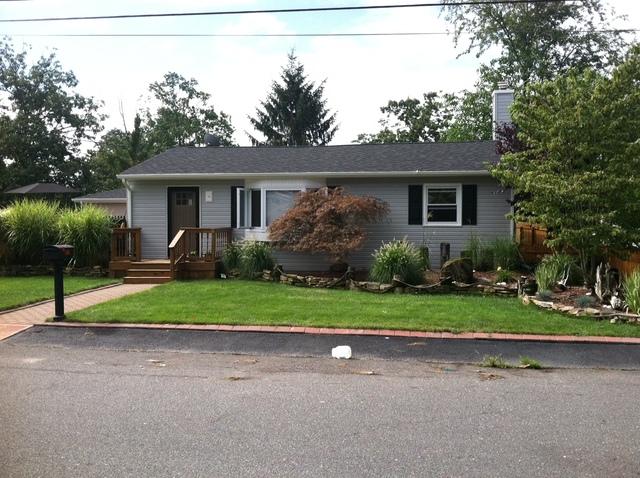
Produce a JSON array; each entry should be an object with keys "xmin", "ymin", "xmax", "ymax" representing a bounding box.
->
[
  {"xmin": 3, "ymin": 199, "xmax": 60, "ymax": 264},
  {"xmin": 222, "ymin": 241, "xmax": 243, "ymax": 272},
  {"xmin": 58, "ymin": 205, "xmax": 112, "ymax": 267},
  {"xmin": 490, "ymin": 238, "xmax": 520, "ymax": 271},
  {"xmin": 465, "ymin": 234, "xmax": 493, "ymax": 271},
  {"xmin": 370, "ymin": 239, "xmax": 424, "ymax": 285},
  {"xmin": 623, "ymin": 270, "xmax": 640, "ymax": 314},
  {"xmin": 239, "ymin": 241, "xmax": 275, "ymax": 279},
  {"xmin": 535, "ymin": 254, "xmax": 570, "ymax": 291}
]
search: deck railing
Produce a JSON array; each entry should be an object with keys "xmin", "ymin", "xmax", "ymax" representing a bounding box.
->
[
  {"xmin": 169, "ymin": 227, "xmax": 232, "ymax": 278},
  {"xmin": 111, "ymin": 228, "xmax": 141, "ymax": 262}
]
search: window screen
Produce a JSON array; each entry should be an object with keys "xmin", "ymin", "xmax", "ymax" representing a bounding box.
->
[
  {"xmin": 266, "ymin": 190, "xmax": 297, "ymax": 226},
  {"xmin": 426, "ymin": 187, "xmax": 458, "ymax": 223}
]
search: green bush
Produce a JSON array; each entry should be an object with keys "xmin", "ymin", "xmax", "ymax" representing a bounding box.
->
[
  {"xmin": 222, "ymin": 242, "xmax": 243, "ymax": 271},
  {"xmin": 3, "ymin": 199, "xmax": 60, "ymax": 264},
  {"xmin": 490, "ymin": 238, "xmax": 520, "ymax": 271},
  {"xmin": 575, "ymin": 295, "xmax": 597, "ymax": 309},
  {"xmin": 370, "ymin": 239, "xmax": 424, "ymax": 285},
  {"xmin": 239, "ymin": 241, "xmax": 275, "ymax": 278},
  {"xmin": 58, "ymin": 205, "xmax": 112, "ymax": 267},
  {"xmin": 0, "ymin": 208, "xmax": 9, "ymax": 264},
  {"xmin": 623, "ymin": 270, "xmax": 640, "ymax": 314},
  {"xmin": 418, "ymin": 246, "xmax": 430, "ymax": 270},
  {"xmin": 535, "ymin": 254, "xmax": 576, "ymax": 290},
  {"xmin": 465, "ymin": 234, "xmax": 493, "ymax": 271},
  {"xmin": 496, "ymin": 269, "xmax": 513, "ymax": 283}
]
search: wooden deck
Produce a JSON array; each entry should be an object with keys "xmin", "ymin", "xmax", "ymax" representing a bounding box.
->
[{"xmin": 109, "ymin": 227, "xmax": 231, "ymax": 283}]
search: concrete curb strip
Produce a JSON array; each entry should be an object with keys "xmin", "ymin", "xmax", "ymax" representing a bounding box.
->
[{"xmin": 40, "ymin": 322, "xmax": 640, "ymax": 345}]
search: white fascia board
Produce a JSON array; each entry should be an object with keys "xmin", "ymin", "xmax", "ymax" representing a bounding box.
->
[{"xmin": 117, "ymin": 170, "xmax": 493, "ymax": 181}]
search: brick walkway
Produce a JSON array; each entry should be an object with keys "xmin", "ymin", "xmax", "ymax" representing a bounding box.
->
[{"xmin": 0, "ymin": 284, "xmax": 158, "ymax": 326}]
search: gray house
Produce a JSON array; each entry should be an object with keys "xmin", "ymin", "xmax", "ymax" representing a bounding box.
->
[{"xmin": 112, "ymin": 89, "xmax": 514, "ymax": 281}]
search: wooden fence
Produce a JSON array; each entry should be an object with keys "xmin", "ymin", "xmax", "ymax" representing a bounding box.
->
[{"xmin": 515, "ymin": 223, "xmax": 640, "ymax": 275}]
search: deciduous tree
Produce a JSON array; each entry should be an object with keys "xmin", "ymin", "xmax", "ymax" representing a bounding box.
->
[
  {"xmin": 268, "ymin": 187, "xmax": 389, "ymax": 265},
  {"xmin": 491, "ymin": 46, "xmax": 640, "ymax": 283}
]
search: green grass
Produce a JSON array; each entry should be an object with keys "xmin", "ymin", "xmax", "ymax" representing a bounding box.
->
[
  {"xmin": 66, "ymin": 280, "xmax": 640, "ymax": 338},
  {"xmin": 0, "ymin": 276, "xmax": 119, "ymax": 311},
  {"xmin": 480, "ymin": 355, "xmax": 512, "ymax": 369},
  {"xmin": 519, "ymin": 356, "xmax": 543, "ymax": 369}
]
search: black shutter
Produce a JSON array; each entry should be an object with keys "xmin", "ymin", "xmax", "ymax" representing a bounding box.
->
[
  {"xmin": 408, "ymin": 185, "xmax": 423, "ymax": 225},
  {"xmin": 251, "ymin": 190, "xmax": 262, "ymax": 228},
  {"xmin": 231, "ymin": 186, "xmax": 238, "ymax": 228},
  {"xmin": 462, "ymin": 184, "xmax": 478, "ymax": 225}
]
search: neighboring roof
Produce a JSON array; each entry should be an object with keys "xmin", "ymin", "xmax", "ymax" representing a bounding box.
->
[
  {"xmin": 4, "ymin": 182, "xmax": 79, "ymax": 194},
  {"xmin": 72, "ymin": 188, "xmax": 127, "ymax": 203},
  {"xmin": 119, "ymin": 141, "xmax": 499, "ymax": 179}
]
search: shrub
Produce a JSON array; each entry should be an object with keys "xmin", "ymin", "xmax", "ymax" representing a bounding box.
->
[
  {"xmin": 370, "ymin": 239, "xmax": 424, "ymax": 285},
  {"xmin": 536, "ymin": 289, "xmax": 553, "ymax": 301},
  {"xmin": 541, "ymin": 253, "xmax": 577, "ymax": 283},
  {"xmin": 623, "ymin": 270, "xmax": 640, "ymax": 314},
  {"xmin": 222, "ymin": 242, "xmax": 243, "ymax": 271},
  {"xmin": 465, "ymin": 234, "xmax": 493, "ymax": 271},
  {"xmin": 418, "ymin": 246, "xmax": 430, "ymax": 271},
  {"xmin": 495, "ymin": 269, "xmax": 513, "ymax": 283},
  {"xmin": 239, "ymin": 241, "xmax": 275, "ymax": 278},
  {"xmin": 490, "ymin": 238, "xmax": 520, "ymax": 271},
  {"xmin": 0, "ymin": 208, "xmax": 9, "ymax": 265},
  {"xmin": 58, "ymin": 205, "xmax": 112, "ymax": 267},
  {"xmin": 3, "ymin": 199, "xmax": 60, "ymax": 264},
  {"xmin": 575, "ymin": 295, "xmax": 597, "ymax": 309}
]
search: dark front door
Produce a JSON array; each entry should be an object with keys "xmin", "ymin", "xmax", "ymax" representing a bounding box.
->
[{"xmin": 168, "ymin": 187, "xmax": 199, "ymax": 245}]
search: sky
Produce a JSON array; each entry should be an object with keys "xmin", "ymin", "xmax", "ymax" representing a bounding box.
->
[{"xmin": 0, "ymin": 0, "xmax": 638, "ymax": 146}]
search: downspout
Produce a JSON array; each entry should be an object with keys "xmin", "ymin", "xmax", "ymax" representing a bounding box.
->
[{"xmin": 121, "ymin": 178, "xmax": 133, "ymax": 227}]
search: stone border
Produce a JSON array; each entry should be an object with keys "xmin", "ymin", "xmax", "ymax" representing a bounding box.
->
[{"xmin": 520, "ymin": 294, "xmax": 640, "ymax": 324}]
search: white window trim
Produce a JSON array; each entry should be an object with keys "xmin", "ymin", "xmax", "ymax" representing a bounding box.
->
[
  {"xmin": 240, "ymin": 187, "xmax": 303, "ymax": 232},
  {"xmin": 423, "ymin": 183, "xmax": 462, "ymax": 227}
]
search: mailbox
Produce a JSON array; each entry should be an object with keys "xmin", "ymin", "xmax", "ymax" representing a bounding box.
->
[
  {"xmin": 43, "ymin": 245, "xmax": 74, "ymax": 321},
  {"xmin": 43, "ymin": 245, "xmax": 74, "ymax": 264}
]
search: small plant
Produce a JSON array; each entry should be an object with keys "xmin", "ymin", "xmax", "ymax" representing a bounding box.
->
[
  {"xmin": 418, "ymin": 246, "xmax": 430, "ymax": 271},
  {"xmin": 58, "ymin": 205, "xmax": 112, "ymax": 267},
  {"xmin": 490, "ymin": 238, "xmax": 520, "ymax": 271},
  {"xmin": 239, "ymin": 241, "xmax": 275, "ymax": 279},
  {"xmin": 222, "ymin": 241, "xmax": 243, "ymax": 271},
  {"xmin": 519, "ymin": 356, "xmax": 542, "ymax": 369},
  {"xmin": 623, "ymin": 270, "xmax": 640, "ymax": 314},
  {"xmin": 536, "ymin": 289, "xmax": 553, "ymax": 301},
  {"xmin": 370, "ymin": 239, "xmax": 424, "ymax": 285},
  {"xmin": 495, "ymin": 268, "xmax": 513, "ymax": 283},
  {"xmin": 535, "ymin": 259, "xmax": 564, "ymax": 292},
  {"xmin": 465, "ymin": 234, "xmax": 493, "ymax": 271},
  {"xmin": 575, "ymin": 295, "xmax": 597, "ymax": 309},
  {"xmin": 480, "ymin": 355, "xmax": 512, "ymax": 369}
]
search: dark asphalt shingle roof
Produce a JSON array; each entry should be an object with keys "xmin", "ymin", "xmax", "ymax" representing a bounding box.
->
[
  {"xmin": 73, "ymin": 188, "xmax": 127, "ymax": 201},
  {"xmin": 4, "ymin": 182, "xmax": 79, "ymax": 194},
  {"xmin": 119, "ymin": 141, "xmax": 498, "ymax": 176}
]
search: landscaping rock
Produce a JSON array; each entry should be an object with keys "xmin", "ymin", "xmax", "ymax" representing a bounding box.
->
[{"xmin": 440, "ymin": 258, "xmax": 474, "ymax": 284}]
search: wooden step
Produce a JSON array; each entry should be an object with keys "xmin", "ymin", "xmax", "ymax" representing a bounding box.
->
[
  {"xmin": 123, "ymin": 276, "xmax": 173, "ymax": 285},
  {"xmin": 129, "ymin": 261, "xmax": 171, "ymax": 270},
  {"xmin": 126, "ymin": 268, "xmax": 172, "ymax": 278}
]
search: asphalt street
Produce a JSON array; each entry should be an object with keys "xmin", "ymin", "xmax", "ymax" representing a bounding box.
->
[
  {"xmin": 11, "ymin": 325, "xmax": 640, "ymax": 370},
  {"xmin": 1, "ymin": 329, "xmax": 640, "ymax": 477}
]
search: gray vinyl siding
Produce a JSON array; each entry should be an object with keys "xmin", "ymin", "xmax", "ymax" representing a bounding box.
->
[
  {"xmin": 274, "ymin": 176, "xmax": 511, "ymax": 271},
  {"xmin": 129, "ymin": 176, "xmax": 511, "ymax": 269},
  {"xmin": 129, "ymin": 180, "xmax": 238, "ymax": 259}
]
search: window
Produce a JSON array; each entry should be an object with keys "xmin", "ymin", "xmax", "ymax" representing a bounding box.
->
[
  {"xmin": 235, "ymin": 188, "xmax": 300, "ymax": 229},
  {"xmin": 266, "ymin": 190, "xmax": 297, "ymax": 226},
  {"xmin": 425, "ymin": 184, "xmax": 461, "ymax": 226},
  {"xmin": 174, "ymin": 192, "xmax": 193, "ymax": 206}
]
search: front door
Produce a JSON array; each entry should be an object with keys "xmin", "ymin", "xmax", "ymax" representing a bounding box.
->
[{"xmin": 168, "ymin": 187, "xmax": 199, "ymax": 247}]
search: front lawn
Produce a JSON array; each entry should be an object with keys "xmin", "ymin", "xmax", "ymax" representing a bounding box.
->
[
  {"xmin": 67, "ymin": 280, "xmax": 640, "ymax": 337},
  {"xmin": 0, "ymin": 276, "xmax": 119, "ymax": 311}
]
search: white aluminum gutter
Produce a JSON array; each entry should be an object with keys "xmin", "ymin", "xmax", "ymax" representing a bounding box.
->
[
  {"xmin": 72, "ymin": 197, "xmax": 127, "ymax": 203},
  {"xmin": 117, "ymin": 170, "xmax": 493, "ymax": 180}
]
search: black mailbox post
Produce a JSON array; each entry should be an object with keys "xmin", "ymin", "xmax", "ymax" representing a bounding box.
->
[{"xmin": 43, "ymin": 245, "xmax": 74, "ymax": 321}]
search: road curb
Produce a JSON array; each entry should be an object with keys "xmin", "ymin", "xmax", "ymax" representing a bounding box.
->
[{"xmin": 39, "ymin": 322, "xmax": 640, "ymax": 345}]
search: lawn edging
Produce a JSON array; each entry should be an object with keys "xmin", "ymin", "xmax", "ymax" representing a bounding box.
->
[{"xmin": 41, "ymin": 322, "xmax": 640, "ymax": 345}]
